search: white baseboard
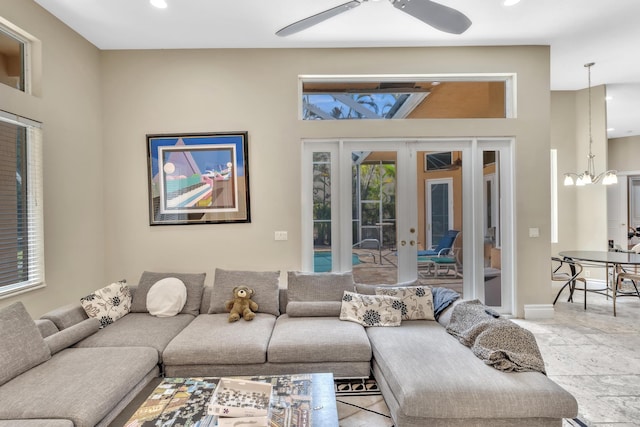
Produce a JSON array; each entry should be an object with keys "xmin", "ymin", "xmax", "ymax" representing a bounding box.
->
[{"xmin": 523, "ymin": 304, "xmax": 554, "ymax": 320}]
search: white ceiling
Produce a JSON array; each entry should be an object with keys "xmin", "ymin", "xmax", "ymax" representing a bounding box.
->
[{"xmin": 34, "ymin": 0, "xmax": 640, "ymax": 138}]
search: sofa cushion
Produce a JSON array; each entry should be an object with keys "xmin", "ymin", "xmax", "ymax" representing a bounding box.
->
[
  {"xmin": 0, "ymin": 346, "xmax": 158, "ymax": 427},
  {"xmin": 40, "ymin": 303, "xmax": 89, "ymax": 330},
  {"xmin": 132, "ymin": 271, "xmax": 205, "ymax": 316},
  {"xmin": 0, "ymin": 302, "xmax": 51, "ymax": 386},
  {"xmin": 286, "ymin": 271, "xmax": 354, "ymax": 317},
  {"xmin": 146, "ymin": 277, "xmax": 187, "ymax": 317},
  {"xmin": 340, "ymin": 291, "xmax": 402, "ymax": 327},
  {"xmin": 209, "ymin": 269, "xmax": 280, "ymax": 316},
  {"xmin": 354, "ymin": 280, "xmax": 418, "ymax": 295},
  {"xmin": 0, "ymin": 421, "xmax": 73, "ymax": 427},
  {"xmin": 367, "ymin": 320, "xmax": 578, "ymax": 420},
  {"xmin": 80, "ymin": 281, "xmax": 131, "ymax": 328},
  {"xmin": 285, "ymin": 301, "xmax": 343, "ymax": 317},
  {"xmin": 44, "ymin": 318, "xmax": 100, "ymax": 355},
  {"xmin": 163, "ymin": 313, "xmax": 276, "ymax": 366},
  {"xmin": 287, "ymin": 271, "xmax": 354, "ymax": 301},
  {"xmin": 35, "ymin": 319, "xmax": 59, "ymax": 338},
  {"xmin": 375, "ymin": 286, "xmax": 435, "ymax": 320},
  {"xmin": 73, "ymin": 312, "xmax": 194, "ymax": 362},
  {"xmin": 268, "ymin": 314, "xmax": 371, "ymax": 363}
]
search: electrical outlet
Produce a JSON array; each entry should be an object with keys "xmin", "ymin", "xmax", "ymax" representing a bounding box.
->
[
  {"xmin": 274, "ymin": 231, "xmax": 288, "ymax": 241},
  {"xmin": 585, "ymin": 270, "xmax": 591, "ymax": 277}
]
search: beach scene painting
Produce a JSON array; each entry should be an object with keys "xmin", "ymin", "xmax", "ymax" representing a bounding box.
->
[{"xmin": 147, "ymin": 132, "xmax": 250, "ymax": 225}]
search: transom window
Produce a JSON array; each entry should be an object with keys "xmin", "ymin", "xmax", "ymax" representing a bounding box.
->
[
  {"xmin": 0, "ymin": 26, "xmax": 27, "ymax": 92},
  {"xmin": 300, "ymin": 75, "xmax": 514, "ymax": 120}
]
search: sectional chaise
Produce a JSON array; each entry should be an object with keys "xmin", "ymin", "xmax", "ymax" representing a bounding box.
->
[{"xmin": 0, "ymin": 269, "xmax": 578, "ymax": 426}]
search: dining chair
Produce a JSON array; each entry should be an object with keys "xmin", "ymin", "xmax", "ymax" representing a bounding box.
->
[
  {"xmin": 614, "ymin": 264, "xmax": 640, "ymax": 316},
  {"xmin": 552, "ymin": 257, "xmax": 587, "ymax": 309}
]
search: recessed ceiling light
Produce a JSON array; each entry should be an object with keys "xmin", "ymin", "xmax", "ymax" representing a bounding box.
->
[
  {"xmin": 607, "ymin": 128, "xmax": 615, "ymax": 132},
  {"xmin": 605, "ymin": 96, "xmax": 613, "ymax": 101},
  {"xmin": 150, "ymin": 0, "xmax": 167, "ymax": 9},
  {"xmin": 504, "ymin": 0, "xmax": 521, "ymax": 6}
]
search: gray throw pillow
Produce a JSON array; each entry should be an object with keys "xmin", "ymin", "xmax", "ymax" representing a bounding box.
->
[
  {"xmin": 208, "ymin": 268, "xmax": 280, "ymax": 316},
  {"xmin": 131, "ymin": 271, "xmax": 205, "ymax": 316},
  {"xmin": 0, "ymin": 302, "xmax": 51, "ymax": 386}
]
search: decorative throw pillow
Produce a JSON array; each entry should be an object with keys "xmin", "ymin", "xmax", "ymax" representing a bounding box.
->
[
  {"xmin": 146, "ymin": 277, "xmax": 187, "ymax": 317},
  {"xmin": 340, "ymin": 291, "xmax": 402, "ymax": 327},
  {"xmin": 0, "ymin": 302, "xmax": 51, "ymax": 386},
  {"xmin": 375, "ymin": 286, "xmax": 435, "ymax": 321},
  {"xmin": 131, "ymin": 271, "xmax": 205, "ymax": 316},
  {"xmin": 80, "ymin": 281, "xmax": 131, "ymax": 328},
  {"xmin": 209, "ymin": 268, "xmax": 280, "ymax": 316}
]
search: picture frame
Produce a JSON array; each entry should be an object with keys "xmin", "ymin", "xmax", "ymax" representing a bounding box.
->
[{"xmin": 146, "ymin": 132, "xmax": 250, "ymax": 225}]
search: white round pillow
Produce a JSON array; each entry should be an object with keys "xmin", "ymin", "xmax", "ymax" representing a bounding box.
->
[{"xmin": 146, "ymin": 277, "xmax": 187, "ymax": 317}]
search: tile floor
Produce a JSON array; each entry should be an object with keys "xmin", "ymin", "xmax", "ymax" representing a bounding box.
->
[{"xmin": 338, "ymin": 289, "xmax": 640, "ymax": 427}]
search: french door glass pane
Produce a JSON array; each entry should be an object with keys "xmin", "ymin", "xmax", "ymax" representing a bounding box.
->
[
  {"xmin": 313, "ymin": 152, "xmax": 332, "ymax": 272},
  {"xmin": 430, "ymin": 183, "xmax": 449, "ymax": 246},
  {"xmin": 352, "ymin": 152, "xmax": 397, "ymax": 284},
  {"xmin": 483, "ymin": 150, "xmax": 502, "ymax": 306}
]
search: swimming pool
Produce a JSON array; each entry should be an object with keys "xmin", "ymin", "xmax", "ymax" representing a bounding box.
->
[{"xmin": 314, "ymin": 252, "xmax": 361, "ymax": 272}]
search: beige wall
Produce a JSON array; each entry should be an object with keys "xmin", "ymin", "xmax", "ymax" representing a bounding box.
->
[
  {"xmin": 551, "ymin": 91, "xmax": 578, "ymax": 257},
  {"xmin": 0, "ymin": 0, "xmax": 104, "ymax": 317},
  {"xmin": 576, "ymin": 85, "xmax": 609, "ymax": 251},
  {"xmin": 609, "ymin": 135, "xmax": 640, "ymax": 172},
  {"xmin": 101, "ymin": 46, "xmax": 551, "ymax": 316},
  {"xmin": 551, "ymin": 85, "xmax": 609, "ymax": 281}
]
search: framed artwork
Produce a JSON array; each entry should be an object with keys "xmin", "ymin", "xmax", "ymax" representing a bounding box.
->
[{"xmin": 146, "ymin": 132, "xmax": 250, "ymax": 225}]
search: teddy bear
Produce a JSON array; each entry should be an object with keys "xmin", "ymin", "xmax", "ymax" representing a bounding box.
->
[{"xmin": 225, "ymin": 286, "xmax": 258, "ymax": 322}]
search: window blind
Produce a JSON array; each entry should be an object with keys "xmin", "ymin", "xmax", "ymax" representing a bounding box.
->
[{"xmin": 0, "ymin": 113, "xmax": 44, "ymax": 298}]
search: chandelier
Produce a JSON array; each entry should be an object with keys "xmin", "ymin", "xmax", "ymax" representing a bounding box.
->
[{"xmin": 563, "ymin": 62, "xmax": 618, "ymax": 186}]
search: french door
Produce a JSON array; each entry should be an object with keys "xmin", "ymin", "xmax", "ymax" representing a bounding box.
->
[{"xmin": 302, "ymin": 138, "xmax": 514, "ymax": 313}]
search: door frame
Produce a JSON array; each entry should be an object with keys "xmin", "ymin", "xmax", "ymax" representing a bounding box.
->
[{"xmin": 302, "ymin": 137, "xmax": 515, "ymax": 313}]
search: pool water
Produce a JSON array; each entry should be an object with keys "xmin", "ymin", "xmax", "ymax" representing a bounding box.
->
[{"xmin": 314, "ymin": 252, "xmax": 361, "ymax": 272}]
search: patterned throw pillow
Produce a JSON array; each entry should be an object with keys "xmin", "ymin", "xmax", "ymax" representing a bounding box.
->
[
  {"xmin": 339, "ymin": 290, "xmax": 402, "ymax": 327},
  {"xmin": 375, "ymin": 286, "xmax": 435, "ymax": 321},
  {"xmin": 80, "ymin": 281, "xmax": 131, "ymax": 328}
]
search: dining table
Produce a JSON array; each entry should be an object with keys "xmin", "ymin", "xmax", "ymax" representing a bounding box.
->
[{"xmin": 558, "ymin": 250, "xmax": 640, "ymax": 315}]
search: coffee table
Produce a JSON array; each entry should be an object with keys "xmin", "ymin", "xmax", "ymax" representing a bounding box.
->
[{"xmin": 123, "ymin": 373, "xmax": 338, "ymax": 427}]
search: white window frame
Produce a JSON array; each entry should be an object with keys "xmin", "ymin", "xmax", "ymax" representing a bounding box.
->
[
  {"xmin": 0, "ymin": 111, "xmax": 44, "ymax": 299},
  {"xmin": 0, "ymin": 17, "xmax": 32, "ymax": 94}
]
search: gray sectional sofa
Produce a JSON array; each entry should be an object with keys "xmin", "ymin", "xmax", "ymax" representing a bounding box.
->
[{"xmin": 0, "ymin": 269, "xmax": 578, "ymax": 426}]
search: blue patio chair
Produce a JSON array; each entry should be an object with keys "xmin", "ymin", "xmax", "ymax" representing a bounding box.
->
[{"xmin": 417, "ymin": 230, "xmax": 459, "ymax": 256}]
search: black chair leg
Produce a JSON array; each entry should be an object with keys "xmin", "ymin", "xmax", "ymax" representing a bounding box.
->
[{"xmin": 553, "ymin": 282, "xmax": 571, "ymax": 305}]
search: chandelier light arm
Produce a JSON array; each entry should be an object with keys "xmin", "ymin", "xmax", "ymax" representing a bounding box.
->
[{"xmin": 563, "ymin": 62, "xmax": 618, "ymax": 186}]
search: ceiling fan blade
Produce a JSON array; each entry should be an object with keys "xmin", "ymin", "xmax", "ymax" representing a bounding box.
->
[
  {"xmin": 391, "ymin": 0, "xmax": 472, "ymax": 34},
  {"xmin": 276, "ymin": 1, "xmax": 362, "ymax": 37}
]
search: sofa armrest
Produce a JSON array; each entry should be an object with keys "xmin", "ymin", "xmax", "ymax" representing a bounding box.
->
[
  {"xmin": 41, "ymin": 303, "xmax": 89, "ymax": 330},
  {"xmin": 44, "ymin": 318, "xmax": 100, "ymax": 355}
]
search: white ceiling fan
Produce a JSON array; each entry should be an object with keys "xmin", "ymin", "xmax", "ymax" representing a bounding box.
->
[{"xmin": 276, "ymin": 0, "xmax": 472, "ymax": 37}]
